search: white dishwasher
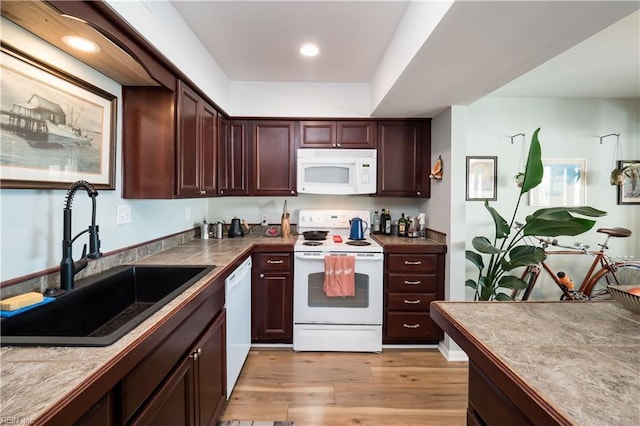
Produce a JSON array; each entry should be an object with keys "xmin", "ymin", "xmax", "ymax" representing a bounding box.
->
[{"xmin": 225, "ymin": 256, "xmax": 252, "ymax": 399}]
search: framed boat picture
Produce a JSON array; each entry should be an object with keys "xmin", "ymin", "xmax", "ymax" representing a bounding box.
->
[{"xmin": 0, "ymin": 45, "xmax": 116, "ymax": 189}]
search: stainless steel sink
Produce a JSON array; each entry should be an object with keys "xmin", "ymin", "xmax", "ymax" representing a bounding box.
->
[{"xmin": 0, "ymin": 265, "xmax": 215, "ymax": 347}]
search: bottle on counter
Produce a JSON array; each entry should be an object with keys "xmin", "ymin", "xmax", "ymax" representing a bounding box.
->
[
  {"xmin": 398, "ymin": 213, "xmax": 408, "ymax": 237},
  {"xmin": 373, "ymin": 210, "xmax": 380, "ymax": 234},
  {"xmin": 383, "ymin": 209, "xmax": 392, "ymax": 235}
]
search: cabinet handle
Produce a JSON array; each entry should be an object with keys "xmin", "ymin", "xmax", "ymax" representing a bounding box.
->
[
  {"xmin": 267, "ymin": 259, "xmax": 284, "ymax": 264},
  {"xmin": 404, "ymin": 260, "xmax": 422, "ymax": 265},
  {"xmin": 403, "ymin": 299, "xmax": 421, "ymax": 304},
  {"xmin": 290, "ymin": 190, "xmax": 295, "ymax": 194},
  {"xmin": 260, "ymin": 273, "xmax": 265, "ymax": 278},
  {"xmin": 403, "ymin": 323, "xmax": 420, "ymax": 329},
  {"xmin": 336, "ymin": 143, "xmax": 341, "ymax": 147},
  {"xmin": 417, "ymin": 191, "xmax": 421, "ymax": 195},
  {"xmin": 220, "ymin": 190, "xmax": 224, "ymax": 194},
  {"xmin": 404, "ymin": 280, "xmax": 421, "ymax": 285},
  {"xmin": 201, "ymin": 190, "xmax": 205, "ymax": 195}
]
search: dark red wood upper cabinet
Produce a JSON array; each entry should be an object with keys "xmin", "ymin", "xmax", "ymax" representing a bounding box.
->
[
  {"xmin": 218, "ymin": 118, "xmax": 250, "ymax": 196},
  {"xmin": 176, "ymin": 81, "xmax": 218, "ymax": 197},
  {"xmin": 251, "ymin": 121, "xmax": 296, "ymax": 196},
  {"xmin": 377, "ymin": 120, "xmax": 431, "ymax": 198},
  {"xmin": 299, "ymin": 120, "xmax": 376, "ymax": 148}
]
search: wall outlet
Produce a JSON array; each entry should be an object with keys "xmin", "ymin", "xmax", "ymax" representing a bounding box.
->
[
  {"xmin": 185, "ymin": 206, "xmax": 191, "ymax": 222},
  {"xmin": 117, "ymin": 204, "xmax": 131, "ymax": 225},
  {"xmin": 261, "ymin": 214, "xmax": 268, "ymax": 226}
]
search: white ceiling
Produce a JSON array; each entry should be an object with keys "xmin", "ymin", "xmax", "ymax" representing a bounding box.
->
[{"xmin": 171, "ymin": 0, "xmax": 640, "ymax": 117}]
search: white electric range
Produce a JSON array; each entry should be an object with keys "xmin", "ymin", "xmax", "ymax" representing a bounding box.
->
[{"xmin": 293, "ymin": 210, "xmax": 383, "ymax": 352}]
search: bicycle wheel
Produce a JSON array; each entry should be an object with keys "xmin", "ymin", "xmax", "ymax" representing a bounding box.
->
[{"xmin": 584, "ymin": 263, "xmax": 640, "ymax": 300}]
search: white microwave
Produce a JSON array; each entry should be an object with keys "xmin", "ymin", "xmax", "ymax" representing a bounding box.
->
[{"xmin": 297, "ymin": 149, "xmax": 377, "ymax": 195}]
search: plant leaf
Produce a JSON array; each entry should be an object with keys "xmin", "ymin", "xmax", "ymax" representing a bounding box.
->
[
  {"xmin": 484, "ymin": 200, "xmax": 510, "ymax": 239},
  {"xmin": 472, "ymin": 236, "xmax": 503, "ymax": 254},
  {"xmin": 465, "ymin": 250, "xmax": 485, "ymax": 270},
  {"xmin": 530, "ymin": 206, "xmax": 607, "ymax": 219},
  {"xmin": 524, "ymin": 217, "xmax": 597, "ymax": 237},
  {"xmin": 520, "ymin": 128, "xmax": 543, "ymax": 194},
  {"xmin": 500, "ymin": 245, "xmax": 546, "ymax": 271},
  {"xmin": 498, "ymin": 275, "xmax": 529, "ymax": 290},
  {"xmin": 465, "ymin": 279, "xmax": 478, "ymax": 290},
  {"xmin": 494, "ymin": 292, "xmax": 514, "ymax": 301}
]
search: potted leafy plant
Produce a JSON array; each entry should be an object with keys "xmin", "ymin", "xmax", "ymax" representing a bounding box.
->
[{"xmin": 465, "ymin": 128, "xmax": 607, "ymax": 301}]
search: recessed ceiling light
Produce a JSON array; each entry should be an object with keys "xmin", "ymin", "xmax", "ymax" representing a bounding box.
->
[
  {"xmin": 62, "ymin": 36, "xmax": 101, "ymax": 53},
  {"xmin": 300, "ymin": 43, "xmax": 319, "ymax": 57}
]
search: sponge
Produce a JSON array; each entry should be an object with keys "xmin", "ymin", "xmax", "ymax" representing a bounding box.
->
[{"xmin": 0, "ymin": 292, "xmax": 44, "ymax": 311}]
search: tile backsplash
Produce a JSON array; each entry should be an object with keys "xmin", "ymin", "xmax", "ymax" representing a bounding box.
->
[{"xmin": 0, "ymin": 229, "xmax": 196, "ymax": 300}]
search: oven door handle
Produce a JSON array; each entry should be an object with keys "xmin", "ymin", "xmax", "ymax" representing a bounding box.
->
[{"xmin": 295, "ymin": 252, "xmax": 384, "ymax": 261}]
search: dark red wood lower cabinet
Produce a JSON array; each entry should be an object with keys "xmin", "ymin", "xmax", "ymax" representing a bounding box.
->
[{"xmin": 129, "ymin": 311, "xmax": 226, "ymax": 426}]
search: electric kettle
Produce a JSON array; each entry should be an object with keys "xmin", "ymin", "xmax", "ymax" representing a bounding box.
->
[
  {"xmin": 228, "ymin": 217, "xmax": 244, "ymax": 238},
  {"xmin": 349, "ymin": 217, "xmax": 368, "ymax": 240}
]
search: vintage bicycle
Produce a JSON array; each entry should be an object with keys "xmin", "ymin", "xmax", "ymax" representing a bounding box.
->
[{"xmin": 511, "ymin": 227, "xmax": 640, "ymax": 301}]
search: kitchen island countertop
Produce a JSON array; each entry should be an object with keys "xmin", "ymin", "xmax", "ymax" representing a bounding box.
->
[{"xmin": 431, "ymin": 300, "xmax": 640, "ymax": 425}]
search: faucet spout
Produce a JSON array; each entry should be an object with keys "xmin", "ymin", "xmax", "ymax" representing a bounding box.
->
[{"xmin": 60, "ymin": 180, "xmax": 102, "ymax": 291}]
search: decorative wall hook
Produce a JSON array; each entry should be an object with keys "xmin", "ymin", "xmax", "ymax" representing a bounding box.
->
[
  {"xmin": 509, "ymin": 133, "xmax": 525, "ymax": 144},
  {"xmin": 599, "ymin": 133, "xmax": 620, "ymax": 144}
]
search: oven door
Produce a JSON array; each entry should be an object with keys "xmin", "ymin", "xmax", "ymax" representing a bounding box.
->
[{"xmin": 293, "ymin": 251, "xmax": 383, "ymax": 325}]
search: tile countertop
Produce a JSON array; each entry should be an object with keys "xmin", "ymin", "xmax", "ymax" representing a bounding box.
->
[
  {"xmin": 0, "ymin": 233, "xmax": 295, "ymax": 424},
  {"xmin": 431, "ymin": 301, "xmax": 640, "ymax": 426},
  {"xmin": 371, "ymin": 234, "xmax": 447, "ymax": 253}
]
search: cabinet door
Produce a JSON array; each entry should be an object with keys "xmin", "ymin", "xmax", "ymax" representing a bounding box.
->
[
  {"xmin": 252, "ymin": 121, "xmax": 296, "ymax": 196},
  {"xmin": 130, "ymin": 356, "xmax": 195, "ymax": 426},
  {"xmin": 200, "ymin": 102, "xmax": 218, "ymax": 195},
  {"xmin": 299, "ymin": 121, "xmax": 336, "ymax": 148},
  {"xmin": 377, "ymin": 120, "xmax": 430, "ymax": 197},
  {"xmin": 74, "ymin": 393, "xmax": 114, "ymax": 426},
  {"xmin": 122, "ymin": 86, "xmax": 176, "ymax": 199},
  {"xmin": 336, "ymin": 121, "xmax": 376, "ymax": 148},
  {"xmin": 218, "ymin": 118, "xmax": 250, "ymax": 196},
  {"xmin": 194, "ymin": 310, "xmax": 226, "ymax": 426},
  {"xmin": 253, "ymin": 273, "xmax": 293, "ymax": 342},
  {"xmin": 176, "ymin": 82, "xmax": 201, "ymax": 197},
  {"xmin": 252, "ymin": 253, "xmax": 293, "ymax": 343}
]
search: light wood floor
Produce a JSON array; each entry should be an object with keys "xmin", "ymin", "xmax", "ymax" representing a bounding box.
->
[{"xmin": 220, "ymin": 348, "xmax": 468, "ymax": 425}]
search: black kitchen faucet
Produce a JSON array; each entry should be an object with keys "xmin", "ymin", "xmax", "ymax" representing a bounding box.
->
[{"xmin": 59, "ymin": 180, "xmax": 103, "ymax": 291}]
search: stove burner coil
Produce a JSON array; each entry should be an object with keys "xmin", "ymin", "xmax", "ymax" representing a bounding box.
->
[
  {"xmin": 345, "ymin": 240, "xmax": 371, "ymax": 246},
  {"xmin": 303, "ymin": 241, "xmax": 323, "ymax": 246}
]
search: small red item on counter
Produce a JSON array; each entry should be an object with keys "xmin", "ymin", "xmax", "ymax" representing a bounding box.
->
[{"xmin": 333, "ymin": 235, "xmax": 343, "ymax": 243}]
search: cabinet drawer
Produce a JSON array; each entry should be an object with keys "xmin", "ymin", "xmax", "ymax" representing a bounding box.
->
[
  {"xmin": 256, "ymin": 253, "xmax": 291, "ymax": 271},
  {"xmin": 387, "ymin": 254, "xmax": 437, "ymax": 272},
  {"xmin": 387, "ymin": 273, "xmax": 437, "ymax": 292},
  {"xmin": 385, "ymin": 312, "xmax": 439, "ymax": 340},
  {"xmin": 387, "ymin": 293, "xmax": 436, "ymax": 311}
]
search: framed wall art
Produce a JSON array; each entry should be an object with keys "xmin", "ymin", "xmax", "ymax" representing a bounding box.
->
[
  {"xmin": 466, "ymin": 156, "xmax": 497, "ymax": 201},
  {"xmin": 0, "ymin": 45, "xmax": 117, "ymax": 189},
  {"xmin": 529, "ymin": 158, "xmax": 586, "ymax": 207},
  {"xmin": 617, "ymin": 160, "xmax": 640, "ymax": 205}
]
